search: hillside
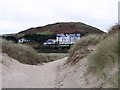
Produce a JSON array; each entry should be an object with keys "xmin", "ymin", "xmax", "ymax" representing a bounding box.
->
[{"xmin": 16, "ymin": 22, "xmax": 104, "ymax": 36}]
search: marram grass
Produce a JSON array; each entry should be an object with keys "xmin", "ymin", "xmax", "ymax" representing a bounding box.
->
[
  {"xmin": 88, "ymin": 33, "xmax": 118, "ymax": 87},
  {"xmin": 2, "ymin": 39, "xmax": 46, "ymax": 65},
  {"xmin": 67, "ymin": 33, "xmax": 106, "ymax": 65}
]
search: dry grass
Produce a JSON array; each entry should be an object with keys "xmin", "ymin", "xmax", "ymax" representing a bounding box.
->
[
  {"xmin": 66, "ymin": 24, "xmax": 119, "ymax": 87},
  {"xmin": 2, "ymin": 39, "xmax": 46, "ymax": 65},
  {"xmin": 108, "ymin": 24, "xmax": 120, "ymax": 34},
  {"xmin": 88, "ymin": 33, "xmax": 118, "ymax": 87},
  {"xmin": 67, "ymin": 34, "xmax": 106, "ymax": 65}
]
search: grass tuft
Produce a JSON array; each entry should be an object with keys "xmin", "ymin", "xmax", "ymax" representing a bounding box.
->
[
  {"xmin": 88, "ymin": 33, "xmax": 118, "ymax": 87},
  {"xmin": 108, "ymin": 24, "xmax": 120, "ymax": 34},
  {"xmin": 67, "ymin": 34, "xmax": 106, "ymax": 65},
  {"xmin": 2, "ymin": 39, "xmax": 46, "ymax": 65}
]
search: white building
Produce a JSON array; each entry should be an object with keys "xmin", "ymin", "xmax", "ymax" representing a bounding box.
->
[
  {"xmin": 44, "ymin": 33, "xmax": 81, "ymax": 45},
  {"xmin": 18, "ymin": 38, "xmax": 30, "ymax": 43},
  {"xmin": 56, "ymin": 34, "xmax": 80, "ymax": 44}
]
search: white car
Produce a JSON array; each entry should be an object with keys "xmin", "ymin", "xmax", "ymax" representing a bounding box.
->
[{"xmin": 44, "ymin": 39, "xmax": 56, "ymax": 45}]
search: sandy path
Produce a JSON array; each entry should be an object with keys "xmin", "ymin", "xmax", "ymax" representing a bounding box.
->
[
  {"xmin": 2, "ymin": 53, "xmax": 67, "ymax": 88},
  {"xmin": 1, "ymin": 53, "xmax": 118, "ymax": 88}
]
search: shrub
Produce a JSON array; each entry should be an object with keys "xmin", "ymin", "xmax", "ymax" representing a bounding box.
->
[
  {"xmin": 23, "ymin": 34, "xmax": 56, "ymax": 43},
  {"xmin": 2, "ymin": 35, "xmax": 18, "ymax": 43},
  {"xmin": 108, "ymin": 24, "xmax": 120, "ymax": 34},
  {"xmin": 34, "ymin": 45, "xmax": 70, "ymax": 53},
  {"xmin": 88, "ymin": 33, "xmax": 118, "ymax": 87},
  {"xmin": 67, "ymin": 34, "xmax": 106, "ymax": 65},
  {"xmin": 2, "ymin": 39, "xmax": 46, "ymax": 65}
]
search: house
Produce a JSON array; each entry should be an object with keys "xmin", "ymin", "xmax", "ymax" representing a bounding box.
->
[
  {"xmin": 44, "ymin": 33, "xmax": 81, "ymax": 45},
  {"xmin": 56, "ymin": 34, "xmax": 80, "ymax": 44},
  {"xmin": 18, "ymin": 38, "xmax": 31, "ymax": 43}
]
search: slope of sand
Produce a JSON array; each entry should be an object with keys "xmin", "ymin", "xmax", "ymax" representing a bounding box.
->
[
  {"xmin": 2, "ymin": 53, "xmax": 66, "ymax": 88},
  {"xmin": 55, "ymin": 57, "xmax": 104, "ymax": 88},
  {"xmin": 1, "ymin": 53, "xmax": 118, "ymax": 88}
]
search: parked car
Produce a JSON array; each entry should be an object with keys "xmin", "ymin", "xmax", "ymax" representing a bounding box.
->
[{"xmin": 44, "ymin": 39, "xmax": 56, "ymax": 45}]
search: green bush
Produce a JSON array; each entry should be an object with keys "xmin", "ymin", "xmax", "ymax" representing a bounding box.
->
[
  {"xmin": 2, "ymin": 39, "xmax": 46, "ymax": 65},
  {"xmin": 34, "ymin": 45, "xmax": 70, "ymax": 53},
  {"xmin": 88, "ymin": 33, "xmax": 118, "ymax": 87},
  {"xmin": 23, "ymin": 34, "xmax": 56, "ymax": 43},
  {"xmin": 67, "ymin": 34, "xmax": 106, "ymax": 65},
  {"xmin": 2, "ymin": 35, "xmax": 18, "ymax": 43}
]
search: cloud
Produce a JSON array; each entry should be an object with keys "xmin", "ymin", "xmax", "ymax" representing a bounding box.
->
[{"xmin": 0, "ymin": 0, "xmax": 119, "ymax": 34}]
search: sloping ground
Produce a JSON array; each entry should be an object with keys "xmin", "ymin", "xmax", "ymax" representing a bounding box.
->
[
  {"xmin": 56, "ymin": 57, "xmax": 104, "ymax": 88},
  {"xmin": 1, "ymin": 51, "xmax": 118, "ymax": 88},
  {"xmin": 56, "ymin": 57, "xmax": 118, "ymax": 88},
  {"xmin": 1, "ymin": 53, "xmax": 66, "ymax": 88},
  {"xmin": 16, "ymin": 22, "xmax": 104, "ymax": 36},
  {"xmin": 64, "ymin": 31, "xmax": 118, "ymax": 88},
  {"xmin": 56, "ymin": 44, "xmax": 118, "ymax": 88}
]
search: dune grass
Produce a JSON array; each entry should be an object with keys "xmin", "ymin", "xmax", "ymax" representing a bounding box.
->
[
  {"xmin": 67, "ymin": 33, "xmax": 106, "ymax": 65},
  {"xmin": 66, "ymin": 24, "xmax": 119, "ymax": 87},
  {"xmin": 108, "ymin": 24, "xmax": 120, "ymax": 34},
  {"xmin": 2, "ymin": 39, "xmax": 46, "ymax": 65},
  {"xmin": 88, "ymin": 32, "xmax": 118, "ymax": 87}
]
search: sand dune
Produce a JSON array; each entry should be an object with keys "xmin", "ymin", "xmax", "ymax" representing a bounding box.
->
[
  {"xmin": 1, "ymin": 53, "xmax": 118, "ymax": 88},
  {"xmin": 2, "ymin": 53, "xmax": 66, "ymax": 88}
]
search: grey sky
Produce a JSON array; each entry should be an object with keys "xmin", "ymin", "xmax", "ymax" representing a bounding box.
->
[{"xmin": 0, "ymin": 0, "xmax": 119, "ymax": 34}]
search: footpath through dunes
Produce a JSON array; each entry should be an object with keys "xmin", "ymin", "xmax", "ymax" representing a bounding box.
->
[
  {"xmin": 1, "ymin": 53, "xmax": 67, "ymax": 88},
  {"xmin": 1, "ymin": 48, "xmax": 118, "ymax": 88},
  {"xmin": 2, "ymin": 52, "xmax": 96, "ymax": 88}
]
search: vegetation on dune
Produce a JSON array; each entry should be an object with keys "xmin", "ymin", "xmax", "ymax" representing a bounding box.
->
[
  {"xmin": 67, "ymin": 24, "xmax": 119, "ymax": 87},
  {"xmin": 88, "ymin": 33, "xmax": 118, "ymax": 87},
  {"xmin": 2, "ymin": 39, "xmax": 47, "ymax": 65},
  {"xmin": 108, "ymin": 24, "xmax": 120, "ymax": 34},
  {"xmin": 1, "ymin": 39, "xmax": 68, "ymax": 64},
  {"xmin": 67, "ymin": 33, "xmax": 106, "ymax": 65},
  {"xmin": 87, "ymin": 24, "xmax": 119, "ymax": 87}
]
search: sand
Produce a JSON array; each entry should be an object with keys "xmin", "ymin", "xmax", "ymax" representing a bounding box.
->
[
  {"xmin": 1, "ymin": 53, "xmax": 118, "ymax": 88},
  {"xmin": 1, "ymin": 53, "xmax": 67, "ymax": 88}
]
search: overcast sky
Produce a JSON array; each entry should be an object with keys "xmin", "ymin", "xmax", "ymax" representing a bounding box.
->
[{"xmin": 0, "ymin": 0, "xmax": 119, "ymax": 34}]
